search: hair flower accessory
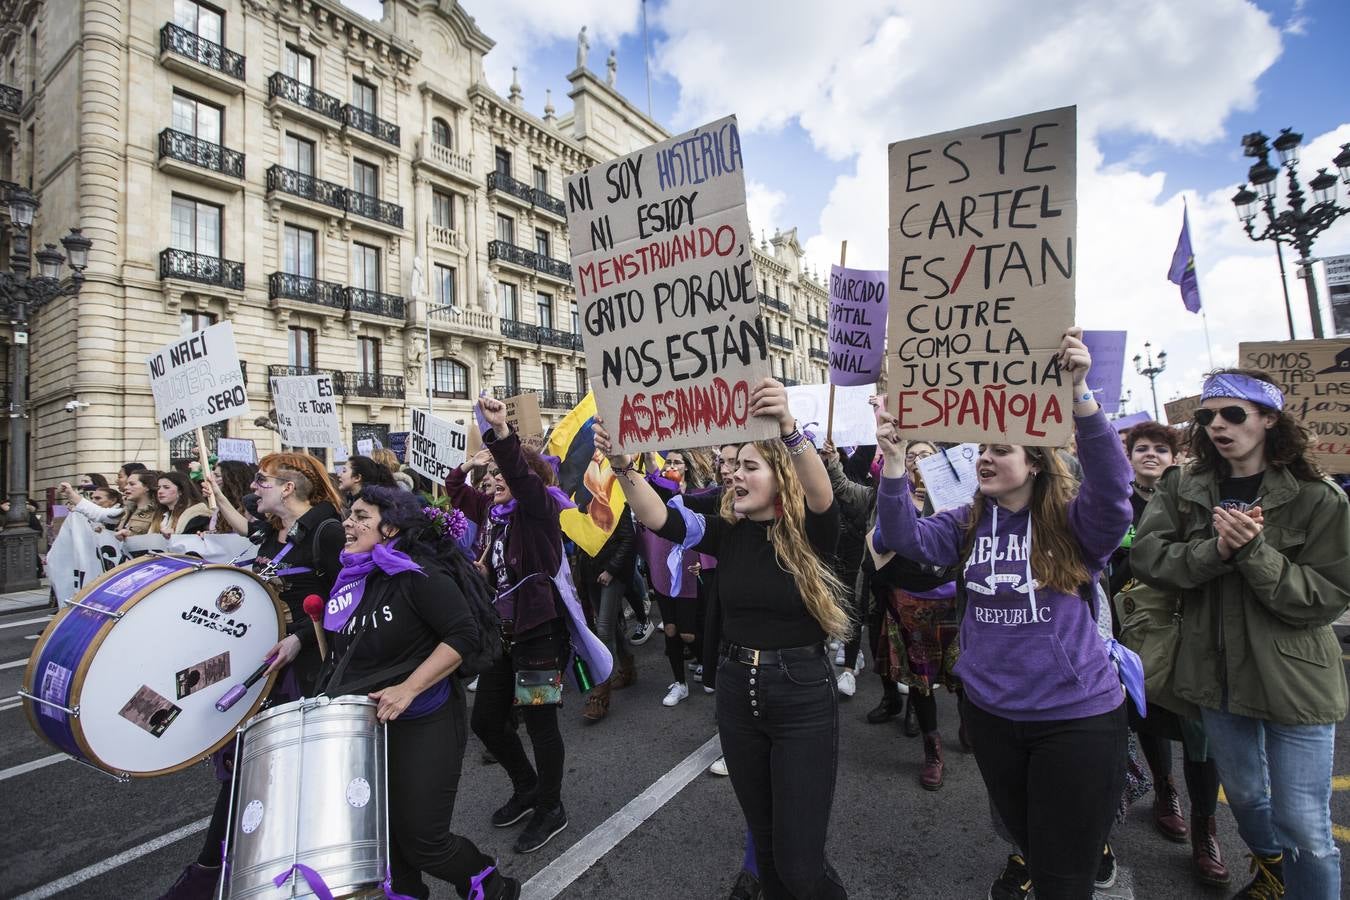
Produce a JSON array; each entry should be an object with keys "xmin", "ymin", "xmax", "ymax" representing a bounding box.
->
[{"xmin": 423, "ymin": 505, "xmax": 469, "ymax": 543}]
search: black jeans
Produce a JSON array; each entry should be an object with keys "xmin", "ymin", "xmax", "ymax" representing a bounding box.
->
[
  {"xmin": 388, "ymin": 692, "xmax": 497, "ymax": 899},
  {"xmin": 470, "ymin": 621, "xmax": 567, "ymax": 809},
  {"xmin": 964, "ymin": 698, "xmax": 1128, "ymax": 900},
  {"xmin": 717, "ymin": 648, "xmax": 846, "ymax": 900}
]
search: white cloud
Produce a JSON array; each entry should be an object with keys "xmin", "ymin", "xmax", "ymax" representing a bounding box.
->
[{"xmin": 745, "ymin": 179, "xmax": 787, "ymax": 238}]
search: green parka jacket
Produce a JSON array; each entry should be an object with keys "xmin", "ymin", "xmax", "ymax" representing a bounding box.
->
[{"xmin": 1131, "ymin": 464, "xmax": 1350, "ymax": 725}]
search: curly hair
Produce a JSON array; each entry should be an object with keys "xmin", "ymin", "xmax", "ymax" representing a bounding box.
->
[
  {"xmin": 1188, "ymin": 367, "xmax": 1320, "ymax": 482},
  {"xmin": 1124, "ymin": 422, "xmax": 1180, "ymax": 456}
]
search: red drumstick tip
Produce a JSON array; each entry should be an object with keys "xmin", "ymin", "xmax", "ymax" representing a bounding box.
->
[{"xmin": 302, "ymin": 593, "xmax": 325, "ymax": 622}]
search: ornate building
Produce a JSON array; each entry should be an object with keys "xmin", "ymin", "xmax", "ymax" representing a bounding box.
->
[{"xmin": 0, "ymin": 0, "xmax": 832, "ymax": 490}]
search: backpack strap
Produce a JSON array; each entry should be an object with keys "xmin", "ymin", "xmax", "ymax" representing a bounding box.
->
[{"xmin": 309, "ymin": 517, "xmax": 343, "ymax": 580}]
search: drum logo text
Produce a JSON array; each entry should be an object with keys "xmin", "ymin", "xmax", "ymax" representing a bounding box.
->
[{"xmin": 182, "ymin": 604, "xmax": 250, "ymax": 638}]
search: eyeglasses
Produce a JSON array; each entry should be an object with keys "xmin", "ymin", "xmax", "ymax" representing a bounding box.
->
[
  {"xmin": 251, "ymin": 473, "xmax": 276, "ymax": 488},
  {"xmin": 904, "ymin": 451, "xmax": 934, "ymax": 462},
  {"xmin": 1194, "ymin": 406, "xmax": 1249, "ymax": 427}
]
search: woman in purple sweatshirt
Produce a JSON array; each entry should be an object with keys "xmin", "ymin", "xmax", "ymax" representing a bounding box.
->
[{"xmin": 873, "ymin": 328, "xmax": 1133, "ymax": 899}]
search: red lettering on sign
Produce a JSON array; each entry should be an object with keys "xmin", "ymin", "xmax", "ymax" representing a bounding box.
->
[{"xmin": 617, "ymin": 377, "xmax": 752, "ymax": 445}]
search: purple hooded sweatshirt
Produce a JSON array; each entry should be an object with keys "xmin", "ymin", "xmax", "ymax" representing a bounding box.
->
[{"xmin": 875, "ymin": 409, "xmax": 1133, "ymax": 722}]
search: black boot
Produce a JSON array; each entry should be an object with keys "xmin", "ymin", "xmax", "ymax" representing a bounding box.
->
[
  {"xmin": 866, "ymin": 695, "xmax": 902, "ymax": 724},
  {"xmin": 902, "ymin": 695, "xmax": 920, "ymax": 737}
]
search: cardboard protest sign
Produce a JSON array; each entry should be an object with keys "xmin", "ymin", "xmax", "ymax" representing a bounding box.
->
[
  {"xmin": 388, "ymin": 431, "xmax": 408, "ymax": 463},
  {"xmin": 828, "ymin": 266, "xmax": 888, "ymax": 386},
  {"xmin": 356, "ymin": 438, "xmax": 374, "ymax": 456},
  {"xmin": 1239, "ymin": 339, "xmax": 1350, "ymax": 473},
  {"xmin": 1164, "ymin": 394, "xmax": 1201, "ymax": 426},
  {"xmin": 1081, "ymin": 330, "xmax": 1126, "ymax": 413},
  {"xmin": 887, "ymin": 106, "xmax": 1076, "ymax": 444},
  {"xmin": 565, "ymin": 114, "xmax": 776, "ymax": 453},
  {"xmin": 407, "ymin": 409, "xmax": 468, "ymax": 483},
  {"xmin": 785, "ymin": 383, "xmax": 877, "ymax": 449},
  {"xmin": 504, "ymin": 393, "xmax": 544, "ymax": 439},
  {"xmin": 146, "ymin": 322, "xmax": 251, "ymax": 440},
  {"xmin": 269, "ymin": 374, "xmax": 344, "ymax": 449},
  {"xmin": 216, "ymin": 437, "xmax": 257, "ymax": 464},
  {"xmin": 916, "ymin": 443, "xmax": 980, "ymax": 512}
]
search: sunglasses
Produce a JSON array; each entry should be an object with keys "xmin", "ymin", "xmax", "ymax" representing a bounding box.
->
[{"xmin": 1194, "ymin": 406, "xmax": 1249, "ymax": 427}]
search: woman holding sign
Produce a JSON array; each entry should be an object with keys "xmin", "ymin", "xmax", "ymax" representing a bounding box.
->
[
  {"xmin": 594, "ymin": 379, "xmax": 851, "ymax": 900},
  {"xmin": 1132, "ymin": 369, "xmax": 1350, "ymax": 900},
  {"xmin": 872, "ymin": 328, "xmax": 1134, "ymax": 900}
]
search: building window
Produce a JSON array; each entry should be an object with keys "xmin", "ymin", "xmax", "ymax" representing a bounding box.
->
[
  {"xmin": 180, "ymin": 311, "xmax": 216, "ymax": 336},
  {"xmin": 288, "ymin": 326, "xmax": 315, "ymax": 370},
  {"xmin": 794, "ymin": 328, "xmax": 802, "ymax": 347},
  {"xmin": 541, "ymin": 363, "xmax": 556, "ymax": 394},
  {"xmin": 494, "ymin": 147, "xmax": 511, "ymax": 177},
  {"xmin": 352, "ymin": 78, "xmax": 376, "ymax": 115},
  {"xmin": 434, "ymin": 264, "xmax": 455, "ymax": 307},
  {"xmin": 170, "ymin": 195, "xmax": 221, "ymax": 256},
  {"xmin": 283, "ymin": 132, "xmax": 315, "ymax": 175},
  {"xmin": 575, "ymin": 367, "xmax": 588, "ymax": 396},
  {"xmin": 171, "ymin": 92, "xmax": 221, "ymax": 143},
  {"xmin": 174, "ymin": 0, "xmax": 222, "ymax": 44},
  {"xmin": 352, "ymin": 158, "xmax": 378, "ymax": 198},
  {"xmin": 283, "ymin": 224, "xmax": 316, "ymax": 278},
  {"xmin": 532, "ymin": 165, "xmax": 547, "ymax": 194},
  {"xmin": 534, "ymin": 228, "xmax": 550, "ymax": 259},
  {"xmin": 432, "ymin": 358, "xmax": 469, "ymax": 399},
  {"xmin": 352, "ymin": 242, "xmax": 380, "ymax": 291},
  {"xmin": 496, "ymin": 213, "xmax": 515, "ymax": 246},
  {"xmin": 499, "ymin": 282, "xmax": 519, "ymax": 320},
  {"xmin": 432, "ymin": 117, "xmax": 452, "ymax": 148},
  {"xmin": 357, "ymin": 337, "xmax": 381, "ymax": 377},
  {"xmin": 503, "ymin": 357, "xmax": 520, "ymax": 395},
  {"xmin": 283, "ymin": 44, "xmax": 313, "ymax": 86},
  {"xmin": 432, "ymin": 190, "xmax": 454, "ymax": 229},
  {"xmin": 570, "ymin": 300, "xmax": 579, "ymax": 333},
  {"xmin": 536, "ymin": 291, "xmax": 553, "ymax": 329}
]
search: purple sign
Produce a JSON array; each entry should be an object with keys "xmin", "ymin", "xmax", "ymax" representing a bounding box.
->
[
  {"xmin": 1082, "ymin": 330, "xmax": 1127, "ymax": 413},
  {"xmin": 828, "ymin": 265, "xmax": 888, "ymax": 387},
  {"xmin": 1112, "ymin": 410, "xmax": 1153, "ymax": 433}
]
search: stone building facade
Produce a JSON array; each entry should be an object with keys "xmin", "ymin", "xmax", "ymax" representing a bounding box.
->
[{"xmin": 0, "ymin": 0, "xmax": 832, "ymax": 491}]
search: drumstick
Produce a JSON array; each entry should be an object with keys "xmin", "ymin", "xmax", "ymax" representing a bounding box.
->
[
  {"xmin": 215, "ymin": 655, "xmax": 275, "ymax": 712},
  {"xmin": 302, "ymin": 594, "xmax": 329, "ymax": 660}
]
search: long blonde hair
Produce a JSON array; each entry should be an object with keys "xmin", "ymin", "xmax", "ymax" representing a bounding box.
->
[
  {"xmin": 960, "ymin": 446, "xmax": 1090, "ymax": 594},
  {"xmin": 723, "ymin": 439, "xmax": 850, "ymax": 640}
]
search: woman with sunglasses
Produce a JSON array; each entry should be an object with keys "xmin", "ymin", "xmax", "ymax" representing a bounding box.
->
[{"xmin": 1132, "ymin": 369, "xmax": 1350, "ymax": 899}]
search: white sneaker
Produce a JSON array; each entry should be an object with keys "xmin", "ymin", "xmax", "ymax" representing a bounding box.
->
[
  {"xmin": 895, "ymin": 681, "xmax": 909, "ymax": 695},
  {"xmin": 828, "ymin": 639, "xmax": 841, "ymax": 652},
  {"xmin": 710, "ymin": 757, "xmax": 729, "ymax": 776},
  {"xmin": 837, "ymin": 670, "xmax": 857, "ymax": 697},
  {"xmin": 855, "ymin": 653, "xmax": 866, "ymax": 675},
  {"xmin": 834, "ymin": 644, "xmax": 846, "ymax": 666},
  {"xmin": 662, "ymin": 682, "xmax": 690, "ymax": 707},
  {"xmin": 468, "ymin": 676, "xmax": 479, "ymax": 692}
]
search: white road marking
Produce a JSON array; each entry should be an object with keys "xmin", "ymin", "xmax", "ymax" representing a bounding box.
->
[
  {"xmin": 522, "ymin": 733, "xmax": 723, "ymax": 900},
  {"xmin": 0, "ymin": 753, "xmax": 68, "ymax": 782},
  {"xmin": 0, "ymin": 658, "xmax": 31, "ymax": 671},
  {"xmin": 0, "ymin": 615, "xmax": 52, "ymax": 630},
  {"xmin": 12, "ymin": 816, "xmax": 211, "ymax": 900},
  {"xmin": 0, "ymin": 698, "xmax": 23, "ymax": 712},
  {"xmin": 25, "ymin": 634, "xmax": 39, "ymax": 640}
]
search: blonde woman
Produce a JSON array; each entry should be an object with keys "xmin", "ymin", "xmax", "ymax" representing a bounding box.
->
[{"xmin": 594, "ymin": 378, "xmax": 849, "ymax": 900}]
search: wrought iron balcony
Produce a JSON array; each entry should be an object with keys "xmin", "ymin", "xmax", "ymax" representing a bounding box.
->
[
  {"xmin": 499, "ymin": 318, "xmax": 538, "ymax": 343},
  {"xmin": 268, "ymin": 365, "xmax": 323, "ymax": 380},
  {"xmin": 160, "ymin": 248, "xmax": 244, "ymax": 290},
  {"xmin": 268, "ymin": 272, "xmax": 345, "ymax": 310},
  {"xmin": 487, "ymin": 240, "xmax": 572, "ymax": 281},
  {"xmin": 0, "ymin": 82, "xmax": 21, "ymax": 116},
  {"xmin": 160, "ymin": 23, "xmax": 245, "ymax": 81},
  {"xmin": 768, "ymin": 334, "xmax": 794, "ymax": 350},
  {"xmin": 266, "ymin": 164, "xmax": 347, "ymax": 211},
  {"xmin": 809, "ymin": 347, "xmax": 829, "ymax": 362},
  {"xmin": 344, "ymin": 286, "xmax": 405, "ymax": 319},
  {"xmin": 343, "ymin": 104, "xmax": 400, "ymax": 147},
  {"xmin": 761, "ymin": 294, "xmax": 790, "ymax": 314},
  {"xmin": 159, "ymin": 128, "xmax": 244, "ymax": 179},
  {"xmin": 541, "ymin": 390, "xmax": 580, "ymax": 409},
  {"xmin": 537, "ymin": 326, "xmax": 584, "ymax": 352},
  {"xmin": 268, "ymin": 71, "xmax": 343, "ymax": 123},
  {"xmin": 333, "ymin": 371, "xmax": 405, "ymax": 400},
  {"xmin": 345, "ymin": 190, "xmax": 404, "ymax": 229},
  {"xmin": 487, "ymin": 170, "xmax": 535, "ymax": 204},
  {"xmin": 532, "ymin": 188, "xmax": 567, "ymax": 218},
  {"xmin": 807, "ymin": 315, "xmax": 828, "ymax": 330},
  {"xmin": 535, "ymin": 253, "xmax": 572, "ymax": 281}
]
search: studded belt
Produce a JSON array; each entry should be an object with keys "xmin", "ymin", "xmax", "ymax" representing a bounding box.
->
[{"xmin": 721, "ymin": 642, "xmax": 826, "ymax": 666}]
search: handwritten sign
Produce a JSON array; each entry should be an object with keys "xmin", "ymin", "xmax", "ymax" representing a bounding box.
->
[
  {"xmin": 1082, "ymin": 330, "xmax": 1126, "ymax": 413},
  {"xmin": 216, "ymin": 437, "xmax": 257, "ymax": 464},
  {"xmin": 887, "ymin": 106, "xmax": 1076, "ymax": 444},
  {"xmin": 356, "ymin": 438, "xmax": 374, "ymax": 456},
  {"xmin": 916, "ymin": 443, "xmax": 980, "ymax": 512},
  {"xmin": 504, "ymin": 393, "xmax": 544, "ymax": 439},
  {"xmin": 828, "ymin": 265, "xmax": 888, "ymax": 386},
  {"xmin": 407, "ymin": 409, "xmax": 468, "ymax": 483},
  {"xmin": 146, "ymin": 322, "xmax": 251, "ymax": 440},
  {"xmin": 1164, "ymin": 394, "xmax": 1201, "ymax": 426},
  {"xmin": 565, "ymin": 114, "xmax": 776, "ymax": 453},
  {"xmin": 270, "ymin": 374, "xmax": 343, "ymax": 449},
  {"xmin": 785, "ymin": 383, "xmax": 877, "ymax": 449},
  {"xmin": 1239, "ymin": 339, "xmax": 1350, "ymax": 474}
]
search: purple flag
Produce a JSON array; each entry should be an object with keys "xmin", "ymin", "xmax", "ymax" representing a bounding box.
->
[
  {"xmin": 1112, "ymin": 410, "xmax": 1153, "ymax": 433},
  {"xmin": 827, "ymin": 265, "xmax": 888, "ymax": 386},
  {"xmin": 1167, "ymin": 207, "xmax": 1202, "ymax": 313},
  {"xmin": 1081, "ymin": 330, "xmax": 1127, "ymax": 412}
]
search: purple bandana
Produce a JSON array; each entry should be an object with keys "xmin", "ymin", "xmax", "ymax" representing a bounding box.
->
[
  {"xmin": 1201, "ymin": 373, "xmax": 1284, "ymax": 411},
  {"xmin": 488, "ymin": 486, "xmax": 576, "ymax": 525},
  {"xmin": 325, "ymin": 542, "xmax": 424, "ymax": 632}
]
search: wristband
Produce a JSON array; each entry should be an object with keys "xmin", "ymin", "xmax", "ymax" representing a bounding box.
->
[
  {"xmin": 1075, "ymin": 388, "xmax": 1094, "ymax": 404},
  {"xmin": 611, "ymin": 462, "xmax": 637, "ymax": 478},
  {"xmin": 788, "ymin": 440, "xmax": 813, "ymax": 457}
]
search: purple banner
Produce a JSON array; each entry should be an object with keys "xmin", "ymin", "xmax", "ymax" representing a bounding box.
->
[
  {"xmin": 828, "ymin": 265, "xmax": 888, "ymax": 387},
  {"xmin": 1082, "ymin": 330, "xmax": 1127, "ymax": 413},
  {"xmin": 1112, "ymin": 410, "xmax": 1153, "ymax": 433}
]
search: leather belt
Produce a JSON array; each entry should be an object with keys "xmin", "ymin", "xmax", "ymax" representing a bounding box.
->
[{"xmin": 722, "ymin": 642, "xmax": 826, "ymax": 667}]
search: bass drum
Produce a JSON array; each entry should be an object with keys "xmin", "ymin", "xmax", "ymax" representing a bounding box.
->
[{"xmin": 22, "ymin": 554, "xmax": 283, "ymax": 778}]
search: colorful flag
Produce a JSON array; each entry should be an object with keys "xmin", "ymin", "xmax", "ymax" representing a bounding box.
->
[
  {"xmin": 1168, "ymin": 206, "xmax": 1202, "ymax": 313},
  {"xmin": 546, "ymin": 392, "xmax": 627, "ymax": 558}
]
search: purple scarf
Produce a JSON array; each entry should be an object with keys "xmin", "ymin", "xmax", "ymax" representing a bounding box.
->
[
  {"xmin": 488, "ymin": 487, "xmax": 576, "ymax": 525},
  {"xmin": 324, "ymin": 542, "xmax": 424, "ymax": 632}
]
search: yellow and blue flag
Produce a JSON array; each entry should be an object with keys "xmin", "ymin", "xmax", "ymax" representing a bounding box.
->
[{"xmin": 546, "ymin": 392, "xmax": 627, "ymax": 557}]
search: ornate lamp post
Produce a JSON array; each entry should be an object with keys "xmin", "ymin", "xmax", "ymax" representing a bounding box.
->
[{"xmin": 1133, "ymin": 342, "xmax": 1167, "ymax": 423}]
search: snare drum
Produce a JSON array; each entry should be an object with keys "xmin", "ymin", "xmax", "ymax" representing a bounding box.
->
[{"xmin": 21, "ymin": 554, "xmax": 284, "ymax": 778}]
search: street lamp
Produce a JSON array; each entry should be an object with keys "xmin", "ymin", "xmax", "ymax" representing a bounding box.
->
[
  {"xmin": 1, "ymin": 187, "xmax": 92, "ymax": 592},
  {"xmin": 1232, "ymin": 128, "xmax": 1350, "ymax": 340},
  {"xmin": 1133, "ymin": 342, "xmax": 1167, "ymax": 422}
]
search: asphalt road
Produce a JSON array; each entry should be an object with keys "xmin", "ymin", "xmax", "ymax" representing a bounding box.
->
[{"xmin": 2, "ymin": 606, "xmax": 1348, "ymax": 900}]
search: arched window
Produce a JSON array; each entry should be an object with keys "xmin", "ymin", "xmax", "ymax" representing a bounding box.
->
[
  {"xmin": 432, "ymin": 117, "xmax": 452, "ymax": 148},
  {"xmin": 432, "ymin": 358, "xmax": 469, "ymax": 399}
]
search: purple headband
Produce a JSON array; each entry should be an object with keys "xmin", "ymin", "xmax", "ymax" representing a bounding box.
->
[{"xmin": 1200, "ymin": 373, "xmax": 1284, "ymax": 411}]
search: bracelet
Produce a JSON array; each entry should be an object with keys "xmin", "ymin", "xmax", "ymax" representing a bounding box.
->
[
  {"xmin": 788, "ymin": 438, "xmax": 813, "ymax": 457},
  {"xmin": 1075, "ymin": 388, "xmax": 1094, "ymax": 404},
  {"xmin": 781, "ymin": 424, "xmax": 808, "ymax": 449},
  {"xmin": 611, "ymin": 462, "xmax": 638, "ymax": 478}
]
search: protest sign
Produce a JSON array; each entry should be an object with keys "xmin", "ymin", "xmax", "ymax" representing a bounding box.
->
[
  {"xmin": 1081, "ymin": 330, "xmax": 1126, "ymax": 413},
  {"xmin": 887, "ymin": 106, "xmax": 1076, "ymax": 444},
  {"xmin": 1164, "ymin": 394, "xmax": 1201, "ymax": 425},
  {"xmin": 408, "ymin": 408, "xmax": 468, "ymax": 484},
  {"xmin": 565, "ymin": 114, "xmax": 776, "ymax": 454},
  {"xmin": 1326, "ymin": 254, "xmax": 1350, "ymax": 336},
  {"xmin": 357, "ymin": 438, "xmax": 374, "ymax": 456},
  {"xmin": 1239, "ymin": 339, "xmax": 1350, "ymax": 473},
  {"xmin": 388, "ymin": 431, "xmax": 408, "ymax": 463},
  {"xmin": 916, "ymin": 443, "xmax": 980, "ymax": 512},
  {"xmin": 504, "ymin": 393, "xmax": 544, "ymax": 439},
  {"xmin": 216, "ymin": 437, "xmax": 257, "ymax": 464},
  {"xmin": 828, "ymin": 265, "xmax": 888, "ymax": 386},
  {"xmin": 785, "ymin": 383, "xmax": 877, "ymax": 449},
  {"xmin": 146, "ymin": 322, "xmax": 251, "ymax": 440},
  {"xmin": 270, "ymin": 374, "xmax": 344, "ymax": 449}
]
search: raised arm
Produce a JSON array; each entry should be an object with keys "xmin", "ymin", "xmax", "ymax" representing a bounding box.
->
[
  {"xmin": 871, "ymin": 406, "xmax": 966, "ymax": 566},
  {"xmin": 751, "ymin": 378, "xmax": 833, "ymax": 514},
  {"xmin": 478, "ymin": 395, "xmax": 550, "ymax": 520},
  {"xmin": 592, "ymin": 417, "xmax": 671, "ymax": 533},
  {"xmin": 201, "ymin": 475, "xmax": 248, "ymax": 536}
]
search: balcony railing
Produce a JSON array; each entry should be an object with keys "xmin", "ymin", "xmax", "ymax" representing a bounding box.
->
[
  {"xmin": 428, "ymin": 222, "xmax": 462, "ymax": 249},
  {"xmin": 537, "ymin": 326, "xmax": 584, "ymax": 352},
  {"xmin": 345, "ymin": 190, "xmax": 404, "ymax": 229},
  {"xmin": 266, "ymin": 164, "xmax": 347, "ymax": 211},
  {"xmin": 488, "ymin": 240, "xmax": 572, "ymax": 281},
  {"xmin": 487, "ymin": 171, "xmax": 568, "ymax": 217},
  {"xmin": 0, "ymin": 83, "xmax": 21, "ymax": 115},
  {"xmin": 268, "ymin": 365, "xmax": 322, "ymax": 380},
  {"xmin": 768, "ymin": 334, "xmax": 794, "ymax": 351},
  {"xmin": 422, "ymin": 140, "xmax": 474, "ymax": 178},
  {"xmin": 160, "ymin": 23, "xmax": 245, "ymax": 81},
  {"xmin": 499, "ymin": 318, "xmax": 538, "ymax": 343},
  {"xmin": 809, "ymin": 347, "xmax": 829, "ymax": 362},
  {"xmin": 807, "ymin": 315, "xmax": 828, "ymax": 330},
  {"xmin": 158, "ymin": 128, "xmax": 245, "ymax": 179},
  {"xmin": 540, "ymin": 389, "xmax": 580, "ymax": 409},
  {"xmin": 532, "ymin": 188, "xmax": 566, "ymax": 217},
  {"xmin": 268, "ymin": 272, "xmax": 345, "ymax": 310},
  {"xmin": 160, "ymin": 248, "xmax": 244, "ymax": 290},
  {"xmin": 761, "ymin": 295, "xmax": 790, "ymax": 314},
  {"xmin": 344, "ymin": 286, "xmax": 405, "ymax": 319},
  {"xmin": 333, "ymin": 371, "xmax": 404, "ymax": 400},
  {"xmin": 343, "ymin": 104, "xmax": 400, "ymax": 147},
  {"xmin": 268, "ymin": 71, "xmax": 343, "ymax": 123}
]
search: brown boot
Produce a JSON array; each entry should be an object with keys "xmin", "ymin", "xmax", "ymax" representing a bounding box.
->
[
  {"xmin": 1189, "ymin": 816, "xmax": 1230, "ymax": 886},
  {"xmin": 1152, "ymin": 776, "xmax": 1189, "ymax": 842},
  {"xmin": 611, "ymin": 655, "xmax": 637, "ymax": 690},
  {"xmin": 920, "ymin": 731, "xmax": 944, "ymax": 791},
  {"xmin": 582, "ymin": 678, "xmax": 611, "ymax": 722}
]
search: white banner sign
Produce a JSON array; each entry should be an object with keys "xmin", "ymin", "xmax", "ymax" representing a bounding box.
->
[
  {"xmin": 146, "ymin": 322, "xmax": 251, "ymax": 440},
  {"xmin": 270, "ymin": 374, "xmax": 344, "ymax": 449},
  {"xmin": 784, "ymin": 383, "xmax": 878, "ymax": 448},
  {"xmin": 408, "ymin": 408, "xmax": 468, "ymax": 483},
  {"xmin": 916, "ymin": 443, "xmax": 980, "ymax": 512},
  {"xmin": 216, "ymin": 437, "xmax": 258, "ymax": 463}
]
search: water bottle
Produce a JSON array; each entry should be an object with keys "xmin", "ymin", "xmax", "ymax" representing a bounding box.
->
[{"xmin": 572, "ymin": 655, "xmax": 594, "ymax": 692}]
